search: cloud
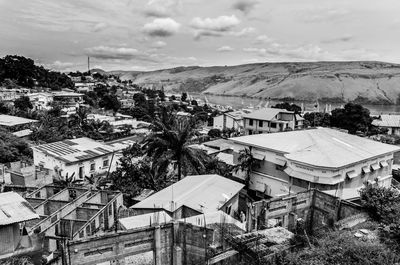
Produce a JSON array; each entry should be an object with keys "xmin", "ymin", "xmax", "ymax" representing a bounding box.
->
[
  {"xmin": 44, "ymin": 61, "xmax": 75, "ymax": 71},
  {"xmin": 232, "ymin": 0, "xmax": 259, "ymax": 14},
  {"xmin": 254, "ymin": 35, "xmax": 274, "ymax": 44},
  {"xmin": 190, "ymin": 15, "xmax": 255, "ymax": 39},
  {"xmin": 85, "ymin": 45, "xmax": 158, "ymax": 62},
  {"xmin": 151, "ymin": 40, "xmax": 167, "ymax": 48},
  {"xmin": 144, "ymin": 0, "xmax": 181, "ymax": 18},
  {"xmin": 217, "ymin": 46, "xmax": 234, "ymax": 52},
  {"xmin": 92, "ymin": 22, "xmax": 108, "ymax": 32},
  {"xmin": 300, "ymin": 7, "xmax": 350, "ymax": 23},
  {"xmin": 191, "ymin": 15, "xmax": 240, "ymax": 32},
  {"xmin": 321, "ymin": 35, "xmax": 353, "ymax": 44},
  {"xmin": 142, "ymin": 18, "xmax": 181, "ymax": 37}
]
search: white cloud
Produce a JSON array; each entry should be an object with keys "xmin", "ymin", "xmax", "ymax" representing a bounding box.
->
[
  {"xmin": 142, "ymin": 18, "xmax": 181, "ymax": 37},
  {"xmin": 232, "ymin": 0, "xmax": 259, "ymax": 14},
  {"xmin": 92, "ymin": 22, "xmax": 108, "ymax": 32},
  {"xmin": 144, "ymin": 0, "xmax": 181, "ymax": 18},
  {"xmin": 230, "ymin": 27, "xmax": 255, "ymax": 36},
  {"xmin": 85, "ymin": 46, "xmax": 159, "ymax": 62},
  {"xmin": 44, "ymin": 60, "xmax": 75, "ymax": 71},
  {"xmin": 151, "ymin": 40, "xmax": 167, "ymax": 48},
  {"xmin": 255, "ymin": 35, "xmax": 274, "ymax": 44},
  {"xmin": 300, "ymin": 7, "xmax": 350, "ymax": 23},
  {"xmin": 191, "ymin": 15, "xmax": 240, "ymax": 32},
  {"xmin": 217, "ymin": 46, "xmax": 234, "ymax": 52}
]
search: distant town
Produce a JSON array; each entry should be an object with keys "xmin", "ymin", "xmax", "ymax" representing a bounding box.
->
[{"xmin": 1, "ymin": 54, "xmax": 400, "ymax": 265}]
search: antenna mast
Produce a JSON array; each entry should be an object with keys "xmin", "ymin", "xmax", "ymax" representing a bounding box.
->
[{"xmin": 87, "ymin": 56, "xmax": 90, "ymax": 74}]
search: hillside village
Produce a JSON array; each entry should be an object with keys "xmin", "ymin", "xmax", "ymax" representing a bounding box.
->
[{"xmin": 2, "ymin": 55, "xmax": 400, "ymax": 265}]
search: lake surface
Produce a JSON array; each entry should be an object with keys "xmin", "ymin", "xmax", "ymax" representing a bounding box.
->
[{"xmin": 190, "ymin": 93, "xmax": 400, "ymax": 115}]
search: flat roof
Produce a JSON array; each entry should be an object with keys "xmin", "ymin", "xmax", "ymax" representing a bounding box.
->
[
  {"xmin": 231, "ymin": 127, "xmax": 400, "ymax": 168},
  {"xmin": 131, "ymin": 174, "xmax": 244, "ymax": 214},
  {"xmin": 32, "ymin": 137, "xmax": 126, "ymax": 164},
  {"xmin": 243, "ymin": 108, "xmax": 294, "ymax": 121},
  {"xmin": 119, "ymin": 211, "xmax": 172, "ymax": 230},
  {"xmin": 0, "ymin": 114, "xmax": 38, "ymax": 127},
  {"xmin": 0, "ymin": 192, "xmax": 39, "ymax": 225}
]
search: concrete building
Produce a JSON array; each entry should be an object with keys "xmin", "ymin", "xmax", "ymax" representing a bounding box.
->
[
  {"xmin": 0, "ymin": 88, "xmax": 29, "ymax": 103},
  {"xmin": 27, "ymin": 92, "xmax": 53, "ymax": 111},
  {"xmin": 31, "ymin": 137, "xmax": 128, "ymax": 181},
  {"xmin": 230, "ymin": 127, "xmax": 400, "ymax": 199},
  {"xmin": 25, "ymin": 185, "xmax": 123, "ymax": 254},
  {"xmin": 52, "ymin": 91, "xmax": 84, "ymax": 116},
  {"xmin": 372, "ymin": 114, "xmax": 400, "ymax": 135},
  {"xmin": 131, "ymin": 174, "xmax": 244, "ymax": 219},
  {"xmin": 213, "ymin": 110, "xmax": 246, "ymax": 132},
  {"xmin": 243, "ymin": 108, "xmax": 304, "ymax": 135},
  {"xmin": 0, "ymin": 192, "xmax": 42, "ymax": 261},
  {"xmin": 0, "ymin": 114, "xmax": 38, "ymax": 138}
]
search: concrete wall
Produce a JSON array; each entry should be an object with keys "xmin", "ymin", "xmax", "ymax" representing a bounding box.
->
[
  {"xmin": 66, "ymin": 222, "xmax": 212, "ymax": 265},
  {"xmin": 248, "ymin": 189, "xmax": 363, "ymax": 233}
]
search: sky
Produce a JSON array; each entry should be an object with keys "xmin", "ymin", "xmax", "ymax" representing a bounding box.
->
[{"xmin": 1, "ymin": 0, "xmax": 400, "ymax": 72}]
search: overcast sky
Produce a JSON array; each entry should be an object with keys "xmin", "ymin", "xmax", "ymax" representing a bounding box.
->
[{"xmin": 1, "ymin": 0, "xmax": 399, "ymax": 71}]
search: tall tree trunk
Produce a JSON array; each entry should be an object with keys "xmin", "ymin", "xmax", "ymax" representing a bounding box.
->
[{"xmin": 177, "ymin": 160, "xmax": 182, "ymax": 181}]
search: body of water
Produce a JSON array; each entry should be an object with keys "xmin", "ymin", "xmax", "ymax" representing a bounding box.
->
[{"xmin": 190, "ymin": 93, "xmax": 400, "ymax": 115}]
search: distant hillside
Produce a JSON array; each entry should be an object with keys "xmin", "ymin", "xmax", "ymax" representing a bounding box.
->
[
  {"xmin": 110, "ymin": 61, "xmax": 400, "ymax": 104},
  {"xmin": 0, "ymin": 55, "xmax": 74, "ymax": 90}
]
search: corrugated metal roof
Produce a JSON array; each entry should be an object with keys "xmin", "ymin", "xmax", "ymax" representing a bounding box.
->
[
  {"xmin": 243, "ymin": 108, "xmax": 294, "ymax": 121},
  {"xmin": 119, "ymin": 211, "xmax": 171, "ymax": 230},
  {"xmin": 131, "ymin": 174, "xmax": 244, "ymax": 214},
  {"xmin": 231, "ymin": 127, "xmax": 400, "ymax": 168},
  {"xmin": 0, "ymin": 114, "xmax": 38, "ymax": 127},
  {"xmin": 0, "ymin": 192, "xmax": 39, "ymax": 225},
  {"xmin": 372, "ymin": 115, "xmax": 400, "ymax": 128},
  {"xmin": 32, "ymin": 137, "xmax": 124, "ymax": 164}
]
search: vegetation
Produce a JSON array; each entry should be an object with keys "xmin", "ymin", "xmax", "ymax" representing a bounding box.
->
[
  {"xmin": 277, "ymin": 230, "xmax": 400, "ymax": 265},
  {"xmin": 272, "ymin": 102, "xmax": 302, "ymax": 114},
  {"xmin": 0, "ymin": 128, "xmax": 32, "ymax": 164},
  {"xmin": 331, "ymin": 103, "xmax": 372, "ymax": 134},
  {"xmin": 234, "ymin": 147, "xmax": 259, "ymax": 188},
  {"xmin": 303, "ymin": 112, "xmax": 331, "ymax": 127},
  {"xmin": 0, "ymin": 55, "xmax": 73, "ymax": 90}
]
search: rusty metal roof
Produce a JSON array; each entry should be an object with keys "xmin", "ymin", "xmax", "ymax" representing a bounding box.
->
[{"xmin": 0, "ymin": 192, "xmax": 39, "ymax": 225}]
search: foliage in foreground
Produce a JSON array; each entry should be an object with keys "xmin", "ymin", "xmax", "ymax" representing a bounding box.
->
[
  {"xmin": 276, "ymin": 230, "xmax": 400, "ymax": 265},
  {"xmin": 0, "ymin": 128, "xmax": 32, "ymax": 163}
]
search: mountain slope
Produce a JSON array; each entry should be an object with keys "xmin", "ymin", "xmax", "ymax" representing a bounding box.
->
[{"xmin": 115, "ymin": 61, "xmax": 400, "ymax": 104}]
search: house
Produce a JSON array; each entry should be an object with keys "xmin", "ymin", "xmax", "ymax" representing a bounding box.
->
[
  {"xmin": 0, "ymin": 192, "xmax": 42, "ymax": 261},
  {"xmin": 372, "ymin": 114, "xmax": 400, "ymax": 135},
  {"xmin": 0, "ymin": 115, "xmax": 38, "ymax": 138},
  {"xmin": 243, "ymin": 108, "xmax": 303, "ymax": 135},
  {"xmin": 0, "ymin": 88, "xmax": 29, "ymax": 104},
  {"xmin": 131, "ymin": 174, "xmax": 244, "ymax": 219},
  {"xmin": 31, "ymin": 137, "xmax": 129, "ymax": 181},
  {"xmin": 27, "ymin": 92, "xmax": 53, "ymax": 111},
  {"xmin": 52, "ymin": 91, "xmax": 84, "ymax": 116},
  {"xmin": 213, "ymin": 111, "xmax": 246, "ymax": 132},
  {"xmin": 230, "ymin": 127, "xmax": 400, "ymax": 199}
]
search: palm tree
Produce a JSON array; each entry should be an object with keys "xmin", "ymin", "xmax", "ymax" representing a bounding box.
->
[
  {"xmin": 143, "ymin": 111, "xmax": 206, "ymax": 180},
  {"xmin": 234, "ymin": 147, "xmax": 259, "ymax": 188}
]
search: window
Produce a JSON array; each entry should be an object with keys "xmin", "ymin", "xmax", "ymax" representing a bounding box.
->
[
  {"xmin": 248, "ymin": 130, "xmax": 253, "ymax": 135},
  {"xmin": 90, "ymin": 163, "xmax": 95, "ymax": 171},
  {"xmin": 259, "ymin": 120, "xmax": 263, "ymax": 127},
  {"xmin": 249, "ymin": 119, "xmax": 254, "ymax": 126},
  {"xmin": 270, "ymin": 122, "xmax": 277, "ymax": 128},
  {"xmin": 103, "ymin": 160, "xmax": 109, "ymax": 167},
  {"xmin": 226, "ymin": 204, "xmax": 232, "ymax": 215}
]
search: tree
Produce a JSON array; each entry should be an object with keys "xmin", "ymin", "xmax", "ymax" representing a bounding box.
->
[
  {"xmin": 14, "ymin": 96, "xmax": 33, "ymax": 112},
  {"xmin": 0, "ymin": 102, "xmax": 11, "ymax": 114},
  {"xmin": 191, "ymin": 99, "xmax": 198, "ymax": 106},
  {"xmin": 99, "ymin": 94, "xmax": 121, "ymax": 112},
  {"xmin": 303, "ymin": 112, "xmax": 331, "ymax": 127},
  {"xmin": 272, "ymin": 102, "xmax": 302, "ymax": 114},
  {"xmin": 234, "ymin": 147, "xmax": 259, "ymax": 188},
  {"xmin": 331, "ymin": 103, "xmax": 372, "ymax": 134},
  {"xmin": 169, "ymin": 95, "xmax": 176, "ymax": 101},
  {"xmin": 143, "ymin": 112, "xmax": 206, "ymax": 180},
  {"xmin": 0, "ymin": 128, "xmax": 32, "ymax": 163},
  {"xmin": 181, "ymin": 92, "xmax": 188, "ymax": 102},
  {"xmin": 208, "ymin": 128, "xmax": 221, "ymax": 138}
]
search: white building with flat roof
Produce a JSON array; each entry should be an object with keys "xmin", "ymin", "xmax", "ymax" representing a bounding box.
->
[{"xmin": 230, "ymin": 127, "xmax": 400, "ymax": 199}]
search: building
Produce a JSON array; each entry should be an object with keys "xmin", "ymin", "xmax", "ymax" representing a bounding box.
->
[
  {"xmin": 52, "ymin": 91, "xmax": 84, "ymax": 116},
  {"xmin": 0, "ymin": 114, "xmax": 38, "ymax": 136},
  {"xmin": 213, "ymin": 111, "xmax": 246, "ymax": 132},
  {"xmin": 0, "ymin": 88, "xmax": 29, "ymax": 104},
  {"xmin": 26, "ymin": 92, "xmax": 53, "ymax": 111},
  {"xmin": 31, "ymin": 137, "xmax": 129, "ymax": 181},
  {"xmin": 24, "ymin": 185, "xmax": 123, "ymax": 254},
  {"xmin": 0, "ymin": 192, "xmax": 42, "ymax": 261},
  {"xmin": 230, "ymin": 127, "xmax": 400, "ymax": 199},
  {"xmin": 243, "ymin": 108, "xmax": 303, "ymax": 135},
  {"xmin": 131, "ymin": 174, "xmax": 244, "ymax": 219},
  {"xmin": 372, "ymin": 114, "xmax": 400, "ymax": 135}
]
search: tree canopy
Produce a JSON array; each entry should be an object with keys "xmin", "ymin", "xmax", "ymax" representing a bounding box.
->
[{"xmin": 331, "ymin": 103, "xmax": 372, "ymax": 134}]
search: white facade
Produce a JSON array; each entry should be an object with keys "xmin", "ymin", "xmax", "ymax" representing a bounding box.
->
[
  {"xmin": 213, "ymin": 112, "xmax": 244, "ymax": 132},
  {"xmin": 27, "ymin": 93, "xmax": 53, "ymax": 111}
]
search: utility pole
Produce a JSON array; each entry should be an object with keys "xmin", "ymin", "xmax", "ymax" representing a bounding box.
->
[{"xmin": 88, "ymin": 56, "xmax": 90, "ymax": 75}]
